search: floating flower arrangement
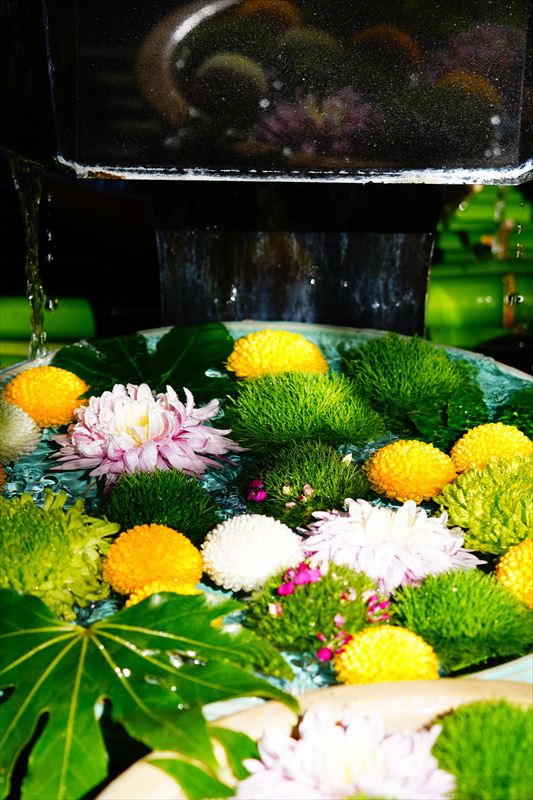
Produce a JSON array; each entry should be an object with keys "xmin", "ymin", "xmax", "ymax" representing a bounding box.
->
[{"xmin": 0, "ymin": 321, "xmax": 531, "ymax": 799}]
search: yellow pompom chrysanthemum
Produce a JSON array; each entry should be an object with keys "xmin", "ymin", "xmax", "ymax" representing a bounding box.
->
[
  {"xmin": 351, "ymin": 25, "xmax": 422, "ymax": 71},
  {"xmin": 126, "ymin": 580, "xmax": 203, "ymax": 608},
  {"xmin": 450, "ymin": 422, "xmax": 533, "ymax": 473},
  {"xmin": 225, "ymin": 329, "xmax": 329, "ymax": 379},
  {"xmin": 333, "ymin": 625, "xmax": 439, "ymax": 684},
  {"xmin": 103, "ymin": 523, "xmax": 203, "ymax": 595},
  {"xmin": 2, "ymin": 365, "xmax": 89, "ymax": 428},
  {"xmin": 364, "ymin": 439, "xmax": 457, "ymax": 503},
  {"xmin": 235, "ymin": 0, "xmax": 302, "ymax": 31},
  {"xmin": 495, "ymin": 538, "xmax": 533, "ymax": 608},
  {"xmin": 436, "ymin": 71, "xmax": 502, "ymax": 107}
]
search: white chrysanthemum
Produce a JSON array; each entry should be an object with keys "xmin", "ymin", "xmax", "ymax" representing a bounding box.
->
[
  {"xmin": 236, "ymin": 704, "xmax": 455, "ymax": 800},
  {"xmin": 0, "ymin": 398, "xmax": 41, "ymax": 464},
  {"xmin": 201, "ymin": 514, "xmax": 303, "ymax": 592},
  {"xmin": 300, "ymin": 498, "xmax": 484, "ymax": 594}
]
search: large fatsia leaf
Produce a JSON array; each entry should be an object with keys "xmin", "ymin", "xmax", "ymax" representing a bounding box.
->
[
  {"xmin": 0, "ymin": 590, "xmax": 296, "ymax": 800},
  {"xmin": 51, "ymin": 323, "xmax": 237, "ymax": 402},
  {"xmin": 51, "ymin": 333, "xmax": 153, "ymax": 394}
]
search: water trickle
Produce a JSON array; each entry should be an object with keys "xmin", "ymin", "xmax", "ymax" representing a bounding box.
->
[
  {"xmin": 7, "ymin": 151, "xmax": 49, "ymax": 360},
  {"xmin": 515, "ymin": 215, "xmax": 524, "ymax": 262}
]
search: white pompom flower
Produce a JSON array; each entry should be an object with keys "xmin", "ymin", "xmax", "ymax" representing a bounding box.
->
[
  {"xmin": 0, "ymin": 398, "xmax": 41, "ymax": 464},
  {"xmin": 201, "ymin": 514, "xmax": 303, "ymax": 592}
]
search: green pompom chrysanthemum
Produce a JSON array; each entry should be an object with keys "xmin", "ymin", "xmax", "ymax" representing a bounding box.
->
[
  {"xmin": 435, "ymin": 455, "xmax": 533, "ymax": 555},
  {"xmin": 224, "ymin": 372, "xmax": 385, "ymax": 454},
  {"xmin": 98, "ymin": 468, "xmax": 220, "ymax": 545},
  {"xmin": 0, "ymin": 490, "xmax": 119, "ymax": 620},
  {"xmin": 432, "ymin": 700, "xmax": 533, "ymax": 800},
  {"xmin": 392, "ymin": 569, "xmax": 533, "ymax": 674},
  {"xmin": 340, "ymin": 332, "xmax": 488, "ymax": 447},
  {"xmin": 240, "ymin": 440, "xmax": 371, "ymax": 528},
  {"xmin": 244, "ymin": 562, "xmax": 377, "ymax": 654}
]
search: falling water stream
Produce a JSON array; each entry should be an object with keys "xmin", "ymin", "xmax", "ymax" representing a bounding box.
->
[{"xmin": 7, "ymin": 150, "xmax": 49, "ymax": 360}]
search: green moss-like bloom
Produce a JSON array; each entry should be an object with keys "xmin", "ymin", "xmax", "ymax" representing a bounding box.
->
[
  {"xmin": 244, "ymin": 563, "xmax": 376, "ymax": 653},
  {"xmin": 98, "ymin": 468, "xmax": 220, "ymax": 545},
  {"xmin": 241, "ymin": 440, "xmax": 371, "ymax": 528},
  {"xmin": 0, "ymin": 490, "xmax": 119, "ymax": 620},
  {"xmin": 435, "ymin": 455, "xmax": 533, "ymax": 555},
  {"xmin": 432, "ymin": 700, "xmax": 533, "ymax": 800},
  {"xmin": 340, "ymin": 333, "xmax": 487, "ymax": 445},
  {"xmin": 190, "ymin": 52, "xmax": 269, "ymax": 122},
  {"xmin": 392, "ymin": 569, "xmax": 533, "ymax": 674},
  {"xmin": 224, "ymin": 372, "xmax": 385, "ymax": 454},
  {"xmin": 276, "ymin": 26, "xmax": 346, "ymax": 92}
]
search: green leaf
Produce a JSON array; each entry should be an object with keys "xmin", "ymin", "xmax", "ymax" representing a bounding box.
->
[
  {"xmin": 152, "ymin": 323, "xmax": 236, "ymax": 397},
  {"xmin": 0, "ymin": 590, "xmax": 297, "ymax": 800},
  {"xmin": 51, "ymin": 323, "xmax": 237, "ymax": 403},
  {"xmin": 149, "ymin": 758, "xmax": 235, "ymax": 800},
  {"xmin": 495, "ymin": 385, "xmax": 533, "ymax": 438},
  {"xmin": 149, "ymin": 757, "xmax": 234, "ymax": 800},
  {"xmin": 210, "ymin": 726, "xmax": 259, "ymax": 780},
  {"xmin": 150, "ymin": 728, "xmax": 260, "ymax": 798},
  {"xmin": 51, "ymin": 334, "xmax": 152, "ymax": 396},
  {"xmin": 408, "ymin": 383, "xmax": 490, "ymax": 450}
]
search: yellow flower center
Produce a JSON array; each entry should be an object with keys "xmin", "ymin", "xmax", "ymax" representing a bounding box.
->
[{"xmin": 123, "ymin": 407, "xmax": 151, "ymax": 446}]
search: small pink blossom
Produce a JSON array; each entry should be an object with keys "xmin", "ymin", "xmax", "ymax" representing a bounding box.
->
[
  {"xmin": 316, "ymin": 647, "xmax": 334, "ymax": 662},
  {"xmin": 236, "ymin": 705, "xmax": 455, "ymax": 799},
  {"xmin": 277, "ymin": 582, "xmax": 295, "ymax": 596},
  {"xmin": 51, "ymin": 383, "xmax": 243, "ymax": 490},
  {"xmin": 333, "ymin": 614, "xmax": 345, "ymax": 627},
  {"xmin": 334, "ymin": 633, "xmax": 352, "ymax": 653},
  {"xmin": 247, "ymin": 479, "xmax": 268, "ymax": 502},
  {"xmin": 315, "ymin": 630, "xmax": 352, "ymax": 662},
  {"xmin": 276, "ymin": 561, "xmax": 322, "ymax": 595}
]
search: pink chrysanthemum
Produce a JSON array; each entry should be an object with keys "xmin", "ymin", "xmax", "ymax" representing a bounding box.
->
[
  {"xmin": 255, "ymin": 88, "xmax": 381, "ymax": 158},
  {"xmin": 427, "ymin": 24, "xmax": 526, "ymax": 94},
  {"xmin": 51, "ymin": 383, "xmax": 243, "ymax": 489},
  {"xmin": 236, "ymin": 704, "xmax": 455, "ymax": 799},
  {"xmin": 300, "ymin": 498, "xmax": 483, "ymax": 594}
]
